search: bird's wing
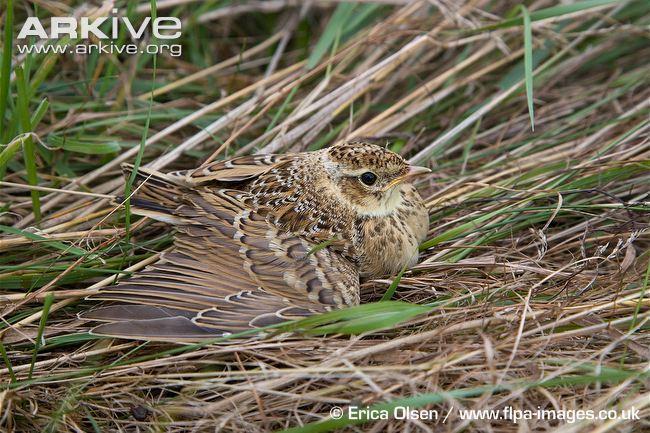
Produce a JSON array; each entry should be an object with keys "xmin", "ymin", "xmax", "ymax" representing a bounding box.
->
[
  {"xmin": 85, "ymin": 187, "xmax": 359, "ymax": 342},
  {"xmin": 171, "ymin": 154, "xmax": 295, "ymax": 185}
]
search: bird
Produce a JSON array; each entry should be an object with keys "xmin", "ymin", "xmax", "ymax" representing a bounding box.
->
[{"xmin": 83, "ymin": 139, "xmax": 431, "ymax": 341}]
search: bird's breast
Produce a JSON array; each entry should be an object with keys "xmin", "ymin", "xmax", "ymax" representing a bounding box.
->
[{"xmin": 355, "ymin": 184, "xmax": 428, "ymax": 278}]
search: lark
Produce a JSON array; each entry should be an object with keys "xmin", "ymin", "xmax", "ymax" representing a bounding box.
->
[{"xmin": 84, "ymin": 139, "xmax": 430, "ymax": 341}]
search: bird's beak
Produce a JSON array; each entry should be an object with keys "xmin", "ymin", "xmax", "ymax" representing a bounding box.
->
[
  {"xmin": 383, "ymin": 165, "xmax": 431, "ymax": 190},
  {"xmin": 406, "ymin": 165, "xmax": 432, "ymax": 178}
]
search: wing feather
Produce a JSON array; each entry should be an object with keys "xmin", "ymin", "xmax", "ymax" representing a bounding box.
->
[
  {"xmin": 173, "ymin": 154, "xmax": 295, "ymax": 185},
  {"xmin": 85, "ymin": 168, "xmax": 359, "ymax": 341}
]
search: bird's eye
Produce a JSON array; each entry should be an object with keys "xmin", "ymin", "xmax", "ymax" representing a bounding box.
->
[{"xmin": 359, "ymin": 171, "xmax": 378, "ymax": 186}]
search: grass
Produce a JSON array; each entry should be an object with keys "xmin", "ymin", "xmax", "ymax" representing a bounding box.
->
[
  {"xmin": 0, "ymin": 0, "xmax": 13, "ymax": 143},
  {"xmin": 1, "ymin": 0, "xmax": 649, "ymax": 431},
  {"xmin": 520, "ymin": 4, "xmax": 534, "ymax": 131}
]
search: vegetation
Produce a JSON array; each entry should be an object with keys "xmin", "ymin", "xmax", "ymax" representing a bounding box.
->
[{"xmin": 0, "ymin": 0, "xmax": 649, "ymax": 431}]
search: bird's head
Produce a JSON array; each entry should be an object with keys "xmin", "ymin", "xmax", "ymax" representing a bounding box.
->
[{"xmin": 323, "ymin": 140, "xmax": 430, "ymax": 217}]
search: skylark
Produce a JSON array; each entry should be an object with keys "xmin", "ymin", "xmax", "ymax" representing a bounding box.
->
[{"xmin": 84, "ymin": 139, "xmax": 430, "ymax": 341}]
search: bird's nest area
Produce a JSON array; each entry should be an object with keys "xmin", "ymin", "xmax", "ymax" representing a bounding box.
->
[{"xmin": 1, "ymin": 1, "xmax": 649, "ymax": 432}]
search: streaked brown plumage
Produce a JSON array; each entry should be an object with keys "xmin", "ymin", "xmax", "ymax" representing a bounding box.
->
[{"xmin": 84, "ymin": 140, "xmax": 430, "ymax": 341}]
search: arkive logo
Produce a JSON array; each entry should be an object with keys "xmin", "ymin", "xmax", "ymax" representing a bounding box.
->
[
  {"xmin": 16, "ymin": 9, "xmax": 183, "ymax": 57},
  {"xmin": 17, "ymin": 9, "xmax": 181, "ymax": 40}
]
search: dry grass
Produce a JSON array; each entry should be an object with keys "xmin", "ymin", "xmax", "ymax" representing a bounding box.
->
[{"xmin": 1, "ymin": 0, "xmax": 649, "ymax": 431}]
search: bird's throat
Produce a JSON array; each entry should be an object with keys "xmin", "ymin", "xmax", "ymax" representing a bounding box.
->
[{"xmin": 354, "ymin": 184, "xmax": 404, "ymax": 218}]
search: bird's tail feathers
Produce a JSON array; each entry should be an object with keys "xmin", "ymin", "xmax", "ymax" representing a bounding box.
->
[{"xmin": 116, "ymin": 163, "xmax": 188, "ymax": 224}]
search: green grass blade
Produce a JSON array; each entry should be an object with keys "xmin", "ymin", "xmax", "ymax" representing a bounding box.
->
[
  {"xmin": 30, "ymin": 98, "xmax": 49, "ymax": 127},
  {"xmin": 307, "ymin": 3, "xmax": 356, "ymax": 70},
  {"xmin": 630, "ymin": 253, "xmax": 650, "ymax": 331},
  {"xmin": 521, "ymin": 5, "xmax": 535, "ymax": 131},
  {"xmin": 0, "ymin": 341, "xmax": 16, "ymax": 383},
  {"xmin": 381, "ymin": 264, "xmax": 407, "ymax": 301},
  {"xmin": 28, "ymin": 51, "xmax": 59, "ymax": 93},
  {"xmin": 474, "ymin": 0, "xmax": 620, "ymax": 32},
  {"xmin": 28, "ymin": 293, "xmax": 54, "ymax": 380},
  {"xmin": 124, "ymin": 0, "xmax": 158, "ymax": 240},
  {"xmin": 306, "ymin": 238, "xmax": 337, "ymax": 257},
  {"xmin": 0, "ymin": 0, "xmax": 13, "ymax": 141},
  {"xmin": 0, "ymin": 225, "xmax": 90, "ymax": 256},
  {"xmin": 265, "ymin": 85, "xmax": 300, "ymax": 133},
  {"xmin": 420, "ymin": 207, "xmax": 506, "ymax": 250},
  {"xmin": 279, "ymin": 301, "xmax": 430, "ymax": 335},
  {"xmin": 83, "ymin": 407, "xmax": 102, "ymax": 433},
  {"xmin": 15, "ymin": 66, "xmax": 41, "ymax": 222},
  {"xmin": 47, "ymin": 134, "xmax": 123, "ymax": 155},
  {"xmin": 0, "ymin": 133, "xmax": 25, "ymax": 178}
]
